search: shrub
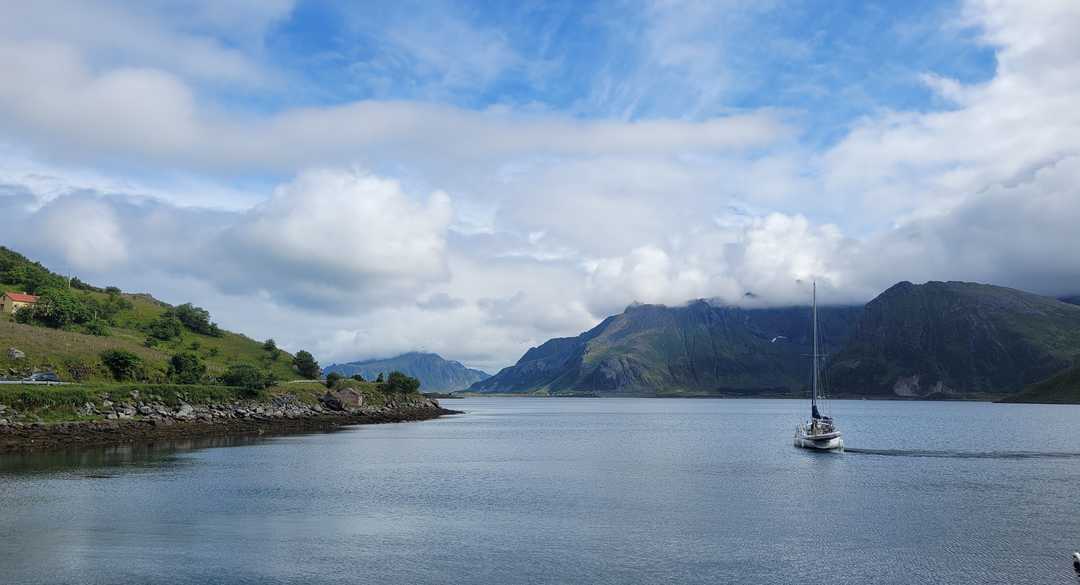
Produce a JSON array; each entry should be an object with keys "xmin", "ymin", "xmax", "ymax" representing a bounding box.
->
[
  {"xmin": 222, "ymin": 364, "xmax": 273, "ymax": 393},
  {"xmin": 263, "ymin": 338, "xmax": 280, "ymax": 361},
  {"xmin": 168, "ymin": 352, "xmax": 206, "ymax": 384},
  {"xmin": 147, "ymin": 313, "xmax": 183, "ymax": 341},
  {"xmin": 325, "ymin": 371, "xmax": 343, "ymax": 388},
  {"xmin": 101, "ymin": 350, "xmax": 143, "ymax": 381},
  {"xmin": 83, "ymin": 318, "xmax": 110, "ymax": 337},
  {"xmin": 84, "ymin": 293, "xmax": 132, "ymax": 324},
  {"xmin": 70, "ymin": 277, "xmax": 101, "ymax": 292},
  {"xmin": 22, "ymin": 287, "xmax": 93, "ymax": 328},
  {"xmin": 173, "ymin": 303, "xmax": 224, "ymax": 337},
  {"xmin": 375, "ymin": 372, "xmax": 384, "ymax": 383},
  {"xmin": 351, "ymin": 373, "xmax": 366, "ymax": 382},
  {"xmin": 104, "ymin": 286, "xmax": 122, "ymax": 295},
  {"xmin": 385, "ymin": 371, "xmax": 421, "ymax": 394},
  {"xmin": 293, "ymin": 350, "xmax": 320, "ymax": 379}
]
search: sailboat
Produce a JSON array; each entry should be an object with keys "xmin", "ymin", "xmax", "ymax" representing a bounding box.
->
[{"xmin": 794, "ymin": 280, "xmax": 844, "ymax": 452}]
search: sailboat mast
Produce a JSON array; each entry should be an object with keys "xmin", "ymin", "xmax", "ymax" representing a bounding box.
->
[{"xmin": 812, "ymin": 280, "xmax": 818, "ymax": 414}]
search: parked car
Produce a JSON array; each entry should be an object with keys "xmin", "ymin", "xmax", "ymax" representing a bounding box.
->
[{"xmin": 24, "ymin": 371, "xmax": 61, "ymax": 383}]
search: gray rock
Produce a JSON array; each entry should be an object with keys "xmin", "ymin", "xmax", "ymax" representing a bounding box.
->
[
  {"xmin": 175, "ymin": 403, "xmax": 194, "ymax": 419},
  {"xmin": 137, "ymin": 405, "xmax": 154, "ymax": 416},
  {"xmin": 320, "ymin": 389, "xmax": 364, "ymax": 411}
]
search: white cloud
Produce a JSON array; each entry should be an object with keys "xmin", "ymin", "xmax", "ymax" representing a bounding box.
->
[
  {"xmin": 1, "ymin": 0, "xmax": 1079, "ymax": 374},
  {"xmin": 218, "ymin": 169, "xmax": 454, "ymax": 306},
  {"xmin": 0, "ymin": 1, "xmax": 286, "ymax": 87},
  {"xmin": 30, "ymin": 197, "xmax": 129, "ymax": 273}
]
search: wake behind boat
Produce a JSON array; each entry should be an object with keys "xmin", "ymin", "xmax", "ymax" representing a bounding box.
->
[{"xmin": 794, "ymin": 280, "xmax": 844, "ymax": 452}]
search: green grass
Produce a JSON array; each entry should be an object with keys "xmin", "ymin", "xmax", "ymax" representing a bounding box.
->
[{"xmin": 0, "ymin": 291, "xmax": 302, "ymax": 383}]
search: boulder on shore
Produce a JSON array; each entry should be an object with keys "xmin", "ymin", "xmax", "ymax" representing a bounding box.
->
[{"xmin": 319, "ymin": 389, "xmax": 364, "ymax": 412}]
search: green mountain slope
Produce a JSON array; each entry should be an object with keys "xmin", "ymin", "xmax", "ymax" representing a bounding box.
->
[
  {"xmin": 325, "ymin": 352, "xmax": 489, "ymax": 391},
  {"xmin": 999, "ymin": 365, "xmax": 1080, "ymax": 404},
  {"xmin": 0, "ymin": 246, "xmax": 300, "ymax": 383},
  {"xmin": 470, "ymin": 300, "xmax": 861, "ymax": 396},
  {"xmin": 828, "ymin": 281, "xmax": 1080, "ymax": 397}
]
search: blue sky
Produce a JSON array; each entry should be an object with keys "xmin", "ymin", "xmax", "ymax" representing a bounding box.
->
[
  {"xmin": 260, "ymin": 1, "xmax": 997, "ymax": 140},
  {"xmin": 0, "ymin": 0, "xmax": 1077, "ymax": 370}
]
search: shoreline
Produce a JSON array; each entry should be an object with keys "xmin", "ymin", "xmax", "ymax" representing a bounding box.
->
[
  {"xmin": 454, "ymin": 392, "xmax": 1009, "ymax": 402},
  {"xmin": 0, "ymin": 403, "xmax": 461, "ymax": 454}
]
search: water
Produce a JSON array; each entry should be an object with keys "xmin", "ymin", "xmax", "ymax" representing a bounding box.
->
[{"xmin": 2, "ymin": 398, "xmax": 1080, "ymax": 585}]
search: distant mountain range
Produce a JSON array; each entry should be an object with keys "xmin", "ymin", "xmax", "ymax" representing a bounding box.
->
[
  {"xmin": 470, "ymin": 281, "xmax": 1080, "ymax": 400},
  {"xmin": 325, "ymin": 352, "xmax": 489, "ymax": 392},
  {"xmin": 470, "ymin": 301, "xmax": 862, "ymax": 396}
]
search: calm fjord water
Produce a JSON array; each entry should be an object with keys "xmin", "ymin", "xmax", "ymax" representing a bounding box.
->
[{"xmin": 2, "ymin": 398, "xmax": 1080, "ymax": 585}]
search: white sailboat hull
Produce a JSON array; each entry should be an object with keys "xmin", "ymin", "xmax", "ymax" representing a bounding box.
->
[{"xmin": 794, "ymin": 431, "xmax": 844, "ymax": 452}]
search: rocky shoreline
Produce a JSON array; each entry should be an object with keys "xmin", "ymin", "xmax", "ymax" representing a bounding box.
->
[{"xmin": 0, "ymin": 394, "xmax": 460, "ymax": 453}]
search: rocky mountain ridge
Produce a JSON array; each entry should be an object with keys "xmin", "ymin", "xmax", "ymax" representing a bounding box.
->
[{"xmin": 471, "ymin": 281, "xmax": 1080, "ymax": 399}]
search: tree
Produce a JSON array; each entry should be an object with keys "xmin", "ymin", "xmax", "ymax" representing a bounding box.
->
[
  {"xmin": 293, "ymin": 350, "xmax": 320, "ymax": 379},
  {"xmin": 351, "ymin": 373, "xmax": 365, "ymax": 382},
  {"xmin": 173, "ymin": 303, "xmax": 224, "ymax": 337},
  {"xmin": 147, "ymin": 312, "xmax": 183, "ymax": 341},
  {"xmin": 101, "ymin": 350, "xmax": 143, "ymax": 381},
  {"xmin": 263, "ymin": 338, "xmax": 280, "ymax": 361},
  {"xmin": 168, "ymin": 352, "xmax": 206, "ymax": 384},
  {"xmin": 375, "ymin": 372, "xmax": 384, "ymax": 383},
  {"xmin": 325, "ymin": 371, "xmax": 343, "ymax": 388},
  {"xmin": 22, "ymin": 287, "xmax": 92, "ymax": 328},
  {"xmin": 385, "ymin": 371, "xmax": 421, "ymax": 394}
]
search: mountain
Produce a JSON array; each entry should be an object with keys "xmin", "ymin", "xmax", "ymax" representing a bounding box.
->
[
  {"xmin": 470, "ymin": 300, "xmax": 861, "ymax": 396},
  {"xmin": 828, "ymin": 281, "xmax": 1080, "ymax": 397},
  {"xmin": 1060, "ymin": 295, "xmax": 1080, "ymax": 306},
  {"xmin": 325, "ymin": 352, "xmax": 489, "ymax": 392}
]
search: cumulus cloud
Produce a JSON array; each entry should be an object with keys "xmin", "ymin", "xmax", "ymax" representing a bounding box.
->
[
  {"xmin": 218, "ymin": 169, "xmax": 453, "ymax": 306},
  {"xmin": 1, "ymin": 0, "xmax": 1079, "ymax": 373}
]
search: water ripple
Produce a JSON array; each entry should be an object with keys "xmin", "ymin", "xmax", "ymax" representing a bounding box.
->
[{"xmin": 846, "ymin": 447, "xmax": 1080, "ymax": 460}]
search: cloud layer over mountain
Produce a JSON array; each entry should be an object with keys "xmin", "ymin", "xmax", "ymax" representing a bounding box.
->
[{"xmin": 1, "ymin": 0, "xmax": 1077, "ymax": 372}]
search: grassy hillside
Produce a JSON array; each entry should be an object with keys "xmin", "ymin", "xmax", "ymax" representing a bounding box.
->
[
  {"xmin": 999, "ymin": 366, "xmax": 1080, "ymax": 404},
  {"xmin": 0, "ymin": 246, "xmax": 301, "ymax": 383}
]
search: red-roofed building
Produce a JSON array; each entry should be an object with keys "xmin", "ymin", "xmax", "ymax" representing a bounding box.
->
[{"xmin": 1, "ymin": 292, "xmax": 39, "ymax": 315}]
